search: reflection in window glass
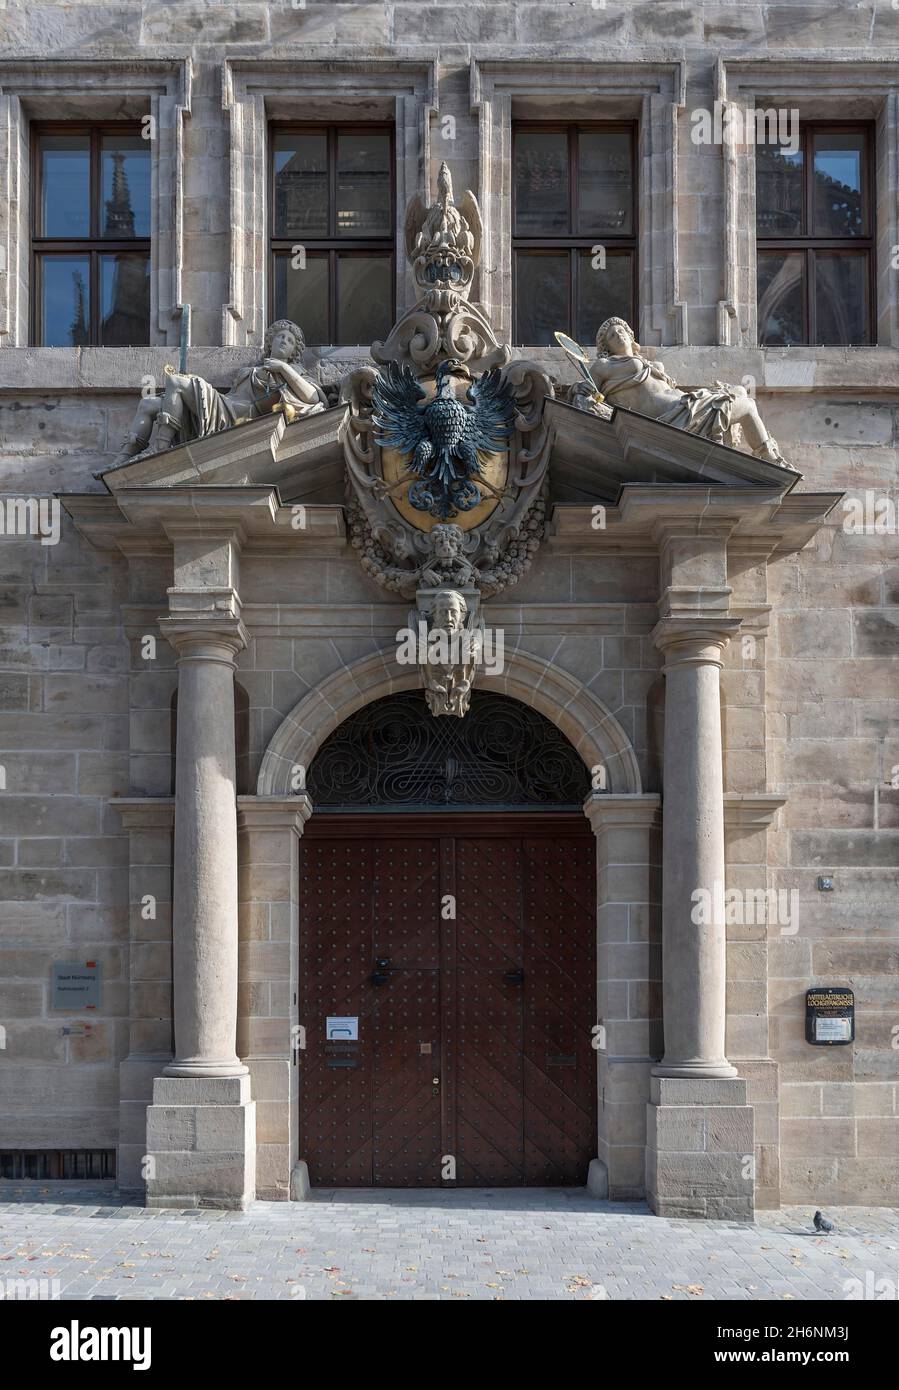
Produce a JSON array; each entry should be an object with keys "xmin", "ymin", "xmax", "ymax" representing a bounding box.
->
[
  {"xmin": 38, "ymin": 254, "xmax": 91, "ymax": 346},
  {"xmin": 515, "ymin": 253, "xmax": 568, "ymax": 345},
  {"xmin": 273, "ymin": 132, "xmax": 328, "ymax": 238},
  {"xmin": 813, "ymin": 130, "xmax": 865, "ymax": 237},
  {"xmin": 757, "ymin": 251, "xmax": 805, "ymax": 346},
  {"xmin": 336, "ymin": 132, "xmax": 391, "ymax": 237},
  {"xmin": 337, "ymin": 255, "xmax": 392, "ymax": 344},
  {"xmin": 274, "ymin": 253, "xmax": 329, "ymax": 345},
  {"xmin": 100, "ymin": 253, "xmax": 150, "ymax": 345},
  {"xmin": 756, "ymin": 143, "xmax": 804, "ymax": 236},
  {"xmin": 100, "ymin": 135, "xmax": 151, "ymax": 239},
  {"xmin": 576, "ymin": 251, "xmax": 633, "ymax": 343},
  {"xmin": 514, "ymin": 131, "xmax": 569, "ymax": 235},
  {"xmin": 815, "ymin": 253, "xmax": 867, "ymax": 344},
  {"xmin": 577, "ymin": 131, "xmax": 633, "ymax": 235},
  {"xmin": 38, "ymin": 135, "xmax": 90, "ymax": 237}
]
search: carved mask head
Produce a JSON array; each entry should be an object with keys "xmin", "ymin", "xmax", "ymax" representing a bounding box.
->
[
  {"xmin": 431, "ymin": 524, "xmax": 464, "ymax": 561},
  {"xmin": 430, "ymin": 588, "xmax": 467, "ymax": 634}
]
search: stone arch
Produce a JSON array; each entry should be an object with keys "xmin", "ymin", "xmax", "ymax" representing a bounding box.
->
[{"xmin": 256, "ymin": 646, "xmax": 642, "ymax": 795}]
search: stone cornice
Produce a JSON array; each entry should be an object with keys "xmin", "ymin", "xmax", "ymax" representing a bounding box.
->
[
  {"xmin": 110, "ymin": 798, "xmax": 175, "ymax": 830},
  {"xmin": 723, "ymin": 793, "xmax": 788, "ymax": 831}
]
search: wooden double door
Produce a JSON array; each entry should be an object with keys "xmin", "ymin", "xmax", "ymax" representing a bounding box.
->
[{"xmin": 298, "ymin": 813, "xmax": 596, "ymax": 1187}]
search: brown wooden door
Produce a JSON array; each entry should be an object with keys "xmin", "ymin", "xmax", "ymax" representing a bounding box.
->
[{"xmin": 298, "ymin": 814, "xmax": 595, "ymax": 1187}]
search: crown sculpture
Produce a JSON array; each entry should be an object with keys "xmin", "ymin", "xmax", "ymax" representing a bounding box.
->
[{"xmin": 340, "ymin": 163, "xmax": 554, "ymax": 716}]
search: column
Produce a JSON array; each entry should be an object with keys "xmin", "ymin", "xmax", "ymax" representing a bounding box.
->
[
  {"xmin": 144, "ymin": 610, "xmax": 256, "ymax": 1209},
  {"xmin": 653, "ymin": 618, "xmax": 739, "ymax": 1078},
  {"xmin": 647, "ymin": 614, "xmax": 754, "ymax": 1221},
  {"xmin": 163, "ymin": 623, "xmax": 247, "ymax": 1078}
]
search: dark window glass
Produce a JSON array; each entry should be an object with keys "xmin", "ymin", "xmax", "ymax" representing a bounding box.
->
[
  {"xmin": 32, "ymin": 125, "xmax": 151, "ymax": 346},
  {"xmin": 336, "ymin": 131, "xmax": 391, "ymax": 237},
  {"xmin": 514, "ymin": 130, "xmax": 569, "ymax": 235},
  {"xmin": 37, "ymin": 135, "xmax": 90, "ymax": 237},
  {"xmin": 577, "ymin": 130, "xmax": 633, "ymax": 235},
  {"xmin": 273, "ymin": 132, "xmax": 328, "ymax": 237},
  {"xmin": 37, "ymin": 254, "xmax": 91, "ymax": 346},
  {"xmin": 812, "ymin": 130, "xmax": 866, "ymax": 237},
  {"xmin": 100, "ymin": 253, "xmax": 150, "ymax": 346},
  {"xmin": 274, "ymin": 253, "xmax": 329, "ymax": 346},
  {"xmin": 337, "ymin": 254, "xmax": 392, "ymax": 344},
  {"xmin": 757, "ymin": 251, "xmax": 805, "ymax": 347},
  {"xmin": 100, "ymin": 134, "xmax": 151, "ymax": 239},
  {"xmin": 815, "ymin": 252, "xmax": 867, "ymax": 345},
  {"xmin": 755, "ymin": 144, "xmax": 803, "ymax": 237},
  {"xmin": 270, "ymin": 125, "xmax": 394, "ymax": 345},
  {"xmin": 513, "ymin": 124, "xmax": 636, "ymax": 345},
  {"xmin": 576, "ymin": 249, "xmax": 634, "ymax": 343},
  {"xmin": 756, "ymin": 123, "xmax": 872, "ymax": 346},
  {"xmin": 515, "ymin": 252, "xmax": 568, "ymax": 346}
]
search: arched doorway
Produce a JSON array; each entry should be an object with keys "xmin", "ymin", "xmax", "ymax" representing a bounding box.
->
[{"xmin": 297, "ymin": 691, "xmax": 597, "ymax": 1188}]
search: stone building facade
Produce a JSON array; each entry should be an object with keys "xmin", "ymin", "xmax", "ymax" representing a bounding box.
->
[{"xmin": 0, "ymin": 1, "xmax": 896, "ymax": 1217}]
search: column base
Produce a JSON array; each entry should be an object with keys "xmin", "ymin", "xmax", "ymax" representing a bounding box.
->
[
  {"xmin": 145, "ymin": 1074, "xmax": 256, "ymax": 1210},
  {"xmin": 652, "ymin": 1060, "xmax": 738, "ymax": 1080},
  {"xmin": 646, "ymin": 1076, "xmax": 755, "ymax": 1222},
  {"xmin": 163, "ymin": 1060, "xmax": 249, "ymax": 1079}
]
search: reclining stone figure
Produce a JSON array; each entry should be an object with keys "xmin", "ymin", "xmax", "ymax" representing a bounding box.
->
[
  {"xmin": 570, "ymin": 316, "xmax": 793, "ymax": 469},
  {"xmin": 113, "ymin": 319, "xmax": 327, "ymax": 466}
]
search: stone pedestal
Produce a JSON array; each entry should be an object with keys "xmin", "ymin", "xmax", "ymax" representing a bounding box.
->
[
  {"xmin": 646, "ymin": 1076, "xmax": 755, "ymax": 1221},
  {"xmin": 145, "ymin": 1075, "xmax": 255, "ymax": 1210}
]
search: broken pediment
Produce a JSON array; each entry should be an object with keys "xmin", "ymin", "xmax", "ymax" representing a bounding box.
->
[{"xmin": 545, "ymin": 396, "xmax": 805, "ymax": 505}]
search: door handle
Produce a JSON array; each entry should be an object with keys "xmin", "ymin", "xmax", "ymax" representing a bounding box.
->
[
  {"xmin": 371, "ymin": 956, "xmax": 391, "ymax": 986},
  {"xmin": 504, "ymin": 969, "xmax": 524, "ymax": 985}
]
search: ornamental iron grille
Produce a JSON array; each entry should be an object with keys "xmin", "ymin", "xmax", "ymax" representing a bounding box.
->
[{"xmin": 305, "ymin": 691, "xmax": 590, "ymax": 809}]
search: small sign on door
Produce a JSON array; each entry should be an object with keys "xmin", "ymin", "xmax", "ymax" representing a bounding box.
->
[{"xmin": 326, "ymin": 1016, "xmax": 359, "ymax": 1041}]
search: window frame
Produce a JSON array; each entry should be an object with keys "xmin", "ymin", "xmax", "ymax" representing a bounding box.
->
[
  {"xmin": 29, "ymin": 121, "xmax": 152, "ymax": 348},
  {"xmin": 756, "ymin": 119, "xmax": 876, "ymax": 347},
  {"xmin": 267, "ymin": 121, "xmax": 397, "ymax": 346},
  {"xmin": 511, "ymin": 120, "xmax": 638, "ymax": 347}
]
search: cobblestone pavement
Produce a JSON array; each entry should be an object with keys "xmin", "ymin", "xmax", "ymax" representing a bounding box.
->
[{"xmin": 1, "ymin": 1184, "xmax": 897, "ymax": 1301}]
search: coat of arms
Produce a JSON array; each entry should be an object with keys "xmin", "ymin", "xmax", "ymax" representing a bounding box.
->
[{"xmin": 340, "ymin": 164, "xmax": 554, "ymax": 715}]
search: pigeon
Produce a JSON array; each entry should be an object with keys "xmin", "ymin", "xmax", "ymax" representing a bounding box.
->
[{"xmin": 813, "ymin": 1210, "xmax": 835, "ymax": 1234}]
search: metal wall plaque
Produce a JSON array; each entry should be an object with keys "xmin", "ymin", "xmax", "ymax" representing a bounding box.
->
[
  {"xmin": 51, "ymin": 961, "xmax": 101, "ymax": 1011},
  {"xmin": 805, "ymin": 986, "xmax": 854, "ymax": 1045},
  {"xmin": 326, "ymin": 1016, "xmax": 359, "ymax": 1041}
]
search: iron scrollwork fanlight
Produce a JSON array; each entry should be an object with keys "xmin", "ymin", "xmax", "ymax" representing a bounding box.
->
[{"xmin": 306, "ymin": 691, "xmax": 590, "ymax": 810}]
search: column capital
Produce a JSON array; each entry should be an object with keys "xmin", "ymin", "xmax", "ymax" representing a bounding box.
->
[
  {"xmin": 237, "ymin": 795, "xmax": 313, "ymax": 835},
  {"xmin": 584, "ymin": 792, "xmax": 661, "ymax": 834},
  {"xmin": 159, "ymin": 613, "xmax": 248, "ymax": 662},
  {"xmin": 651, "ymin": 616, "xmax": 741, "ymax": 668}
]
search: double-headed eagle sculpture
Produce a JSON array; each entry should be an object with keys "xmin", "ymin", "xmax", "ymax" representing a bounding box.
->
[{"xmin": 371, "ymin": 357, "xmax": 516, "ymax": 520}]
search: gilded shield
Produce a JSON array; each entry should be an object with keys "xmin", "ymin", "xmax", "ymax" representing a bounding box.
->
[{"xmin": 379, "ymin": 373, "xmax": 510, "ymax": 534}]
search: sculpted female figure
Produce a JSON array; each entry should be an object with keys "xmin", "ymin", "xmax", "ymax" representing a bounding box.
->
[
  {"xmin": 576, "ymin": 317, "xmax": 791, "ymax": 469},
  {"xmin": 113, "ymin": 320, "xmax": 327, "ymax": 465}
]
